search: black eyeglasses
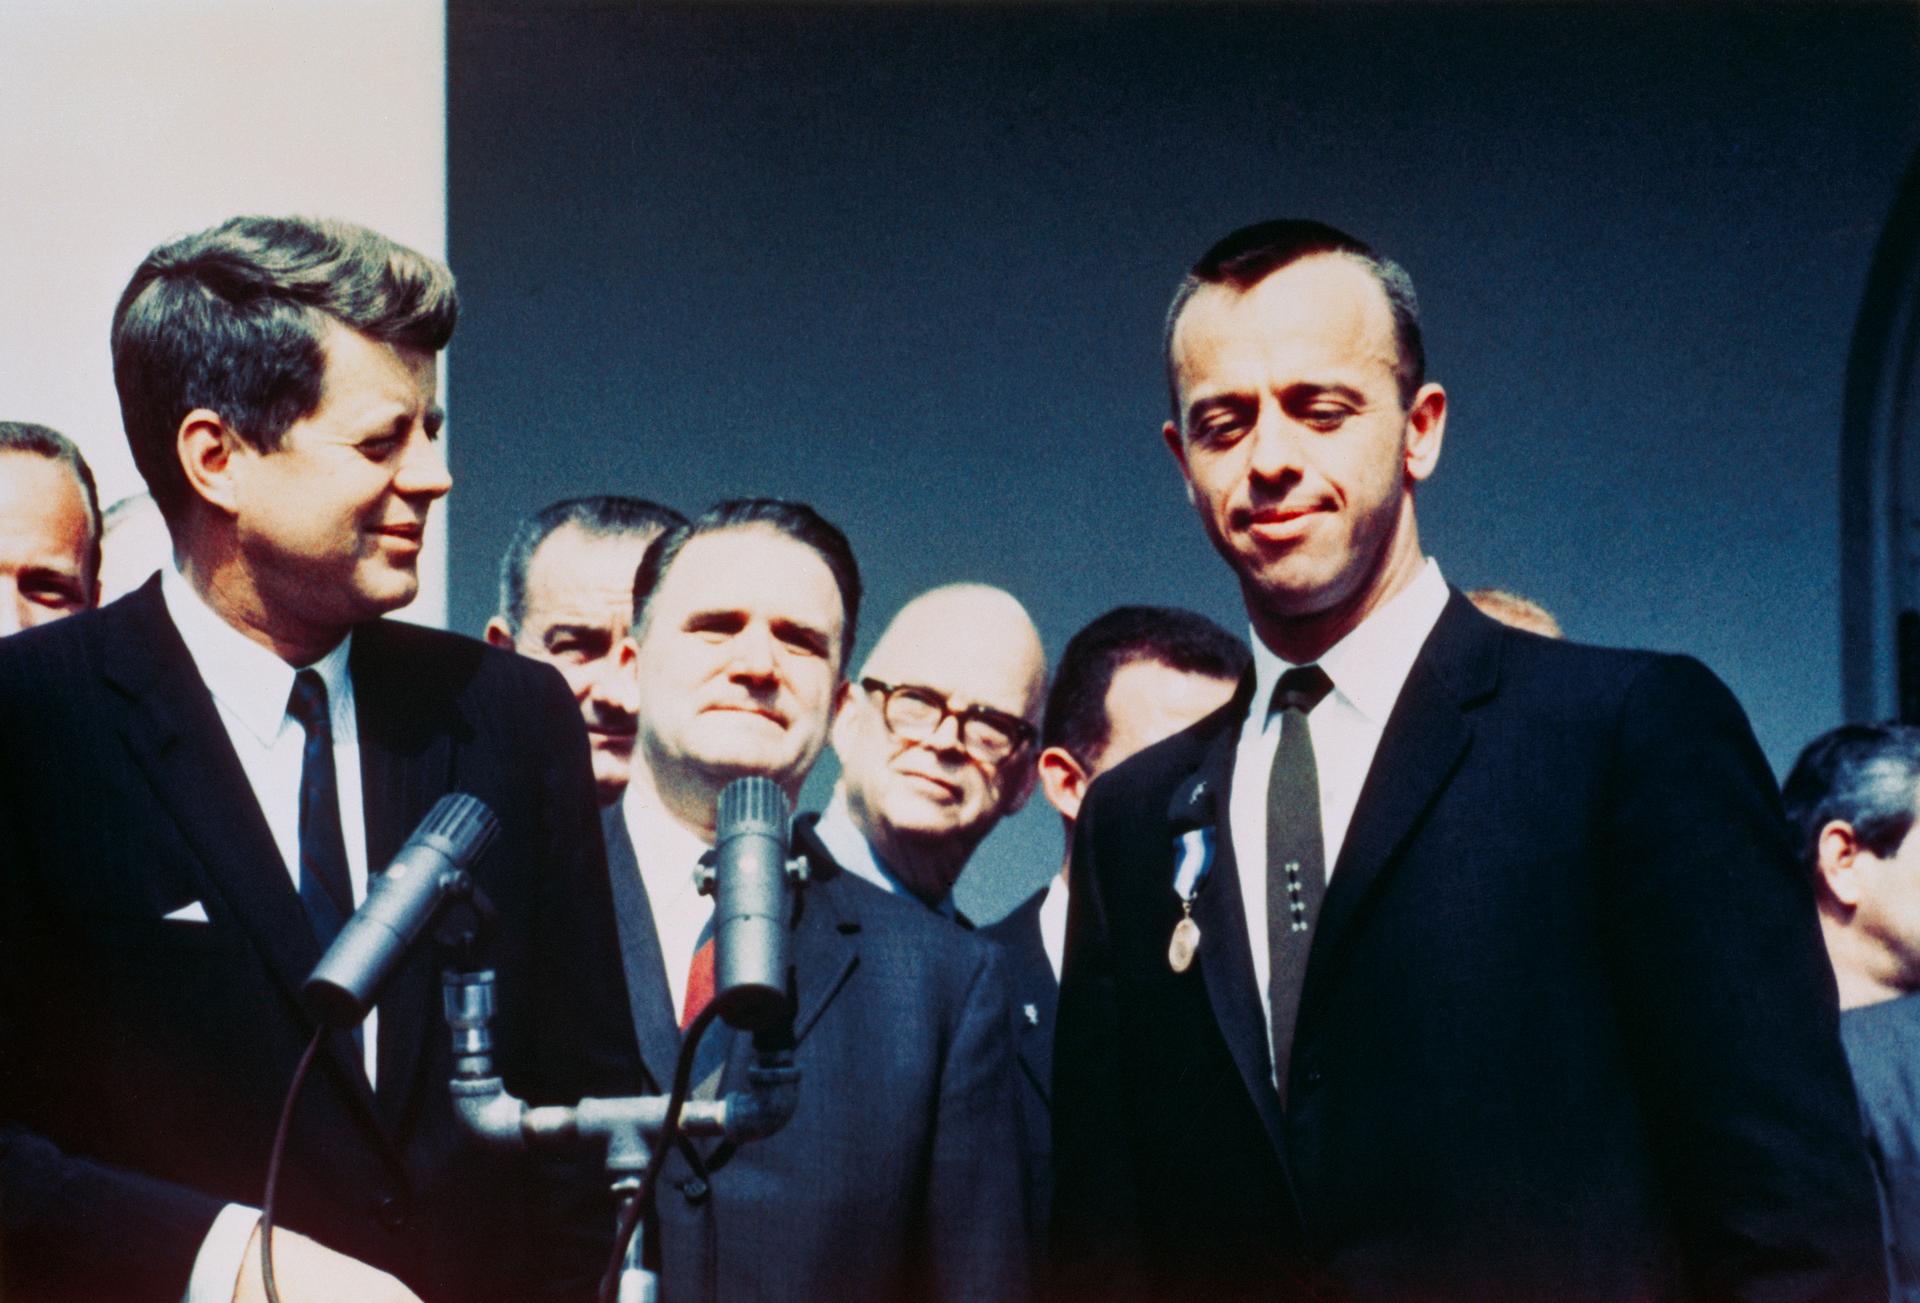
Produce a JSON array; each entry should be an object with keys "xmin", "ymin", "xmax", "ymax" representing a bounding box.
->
[{"xmin": 860, "ymin": 677, "xmax": 1037, "ymax": 766}]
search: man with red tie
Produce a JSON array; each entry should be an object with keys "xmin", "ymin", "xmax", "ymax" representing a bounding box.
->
[{"xmin": 603, "ymin": 498, "xmax": 1026, "ymax": 1303}]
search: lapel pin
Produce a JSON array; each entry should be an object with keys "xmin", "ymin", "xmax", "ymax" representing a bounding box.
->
[{"xmin": 1023, "ymin": 1003, "xmax": 1039, "ymax": 1027}]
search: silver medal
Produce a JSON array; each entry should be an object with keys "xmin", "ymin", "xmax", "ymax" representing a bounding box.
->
[{"xmin": 1168, "ymin": 914, "xmax": 1201, "ymax": 973}]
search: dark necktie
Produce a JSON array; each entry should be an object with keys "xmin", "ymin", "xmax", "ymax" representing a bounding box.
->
[
  {"xmin": 1265, "ymin": 664, "xmax": 1334, "ymax": 1110},
  {"xmin": 287, "ymin": 669, "xmax": 354, "ymax": 950},
  {"xmin": 682, "ymin": 904, "xmax": 729, "ymax": 1097}
]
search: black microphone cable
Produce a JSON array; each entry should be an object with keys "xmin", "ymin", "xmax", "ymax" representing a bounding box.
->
[
  {"xmin": 598, "ymin": 1000, "xmax": 724, "ymax": 1303},
  {"xmin": 260, "ymin": 1024, "xmax": 327, "ymax": 1303}
]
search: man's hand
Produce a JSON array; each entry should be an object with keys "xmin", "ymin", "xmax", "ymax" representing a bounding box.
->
[{"xmin": 231, "ymin": 1224, "xmax": 422, "ymax": 1303}]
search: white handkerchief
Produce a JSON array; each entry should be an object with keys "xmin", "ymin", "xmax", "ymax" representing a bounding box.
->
[{"xmin": 163, "ymin": 900, "xmax": 211, "ymax": 924}]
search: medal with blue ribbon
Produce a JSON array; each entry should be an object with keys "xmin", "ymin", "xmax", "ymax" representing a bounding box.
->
[{"xmin": 1167, "ymin": 775, "xmax": 1216, "ymax": 973}]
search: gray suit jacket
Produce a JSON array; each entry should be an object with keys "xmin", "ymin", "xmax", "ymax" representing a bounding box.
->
[{"xmin": 602, "ymin": 806, "xmax": 1030, "ymax": 1302}]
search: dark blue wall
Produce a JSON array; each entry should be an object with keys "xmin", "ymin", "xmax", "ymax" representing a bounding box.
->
[{"xmin": 448, "ymin": 2, "xmax": 1918, "ymax": 921}]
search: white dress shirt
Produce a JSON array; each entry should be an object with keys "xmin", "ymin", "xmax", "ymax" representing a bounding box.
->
[
  {"xmin": 161, "ymin": 567, "xmax": 376, "ymax": 1302},
  {"xmin": 1227, "ymin": 559, "xmax": 1449, "ymax": 1084},
  {"xmin": 622, "ymin": 782, "xmax": 718, "ymax": 1022},
  {"xmin": 815, "ymin": 790, "xmax": 960, "ymax": 921},
  {"xmin": 1037, "ymin": 873, "xmax": 1069, "ymax": 984}
]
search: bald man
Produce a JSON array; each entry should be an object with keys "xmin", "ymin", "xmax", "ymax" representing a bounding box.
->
[{"xmin": 816, "ymin": 583, "xmax": 1046, "ymax": 924}]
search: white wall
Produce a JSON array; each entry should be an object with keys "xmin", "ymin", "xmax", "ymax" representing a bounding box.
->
[{"xmin": 0, "ymin": 0, "xmax": 449, "ymax": 623}]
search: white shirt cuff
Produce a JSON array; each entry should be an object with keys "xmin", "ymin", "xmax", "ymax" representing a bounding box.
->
[{"xmin": 183, "ymin": 1202, "xmax": 260, "ymax": 1303}]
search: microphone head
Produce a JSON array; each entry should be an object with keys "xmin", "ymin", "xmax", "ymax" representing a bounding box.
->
[
  {"xmin": 716, "ymin": 775, "xmax": 790, "ymax": 841},
  {"xmin": 414, "ymin": 792, "xmax": 502, "ymax": 869}
]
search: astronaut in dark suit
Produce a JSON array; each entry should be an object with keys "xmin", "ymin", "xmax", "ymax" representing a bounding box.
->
[
  {"xmin": 1049, "ymin": 219, "xmax": 1883, "ymax": 1300},
  {"xmin": 982, "ymin": 604, "xmax": 1244, "ymax": 1245},
  {"xmin": 601, "ymin": 500, "xmax": 1028, "ymax": 1303},
  {"xmin": 0, "ymin": 215, "xmax": 638, "ymax": 1303}
]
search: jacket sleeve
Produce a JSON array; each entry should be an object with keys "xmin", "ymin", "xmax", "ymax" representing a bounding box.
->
[
  {"xmin": 927, "ymin": 943, "xmax": 1033, "ymax": 1302},
  {"xmin": 1047, "ymin": 795, "xmax": 1148, "ymax": 1302},
  {"xmin": 1599, "ymin": 654, "xmax": 1883, "ymax": 1300}
]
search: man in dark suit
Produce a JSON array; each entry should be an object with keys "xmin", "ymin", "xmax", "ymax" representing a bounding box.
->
[
  {"xmin": 0, "ymin": 216, "xmax": 638, "ymax": 1302},
  {"xmin": 984, "ymin": 605, "xmax": 1244, "ymax": 1245},
  {"xmin": 602, "ymin": 500, "xmax": 1028, "ymax": 1302},
  {"xmin": 1050, "ymin": 219, "xmax": 1883, "ymax": 1300}
]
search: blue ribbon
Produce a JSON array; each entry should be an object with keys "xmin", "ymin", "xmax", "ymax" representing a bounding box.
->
[{"xmin": 1172, "ymin": 826, "xmax": 1214, "ymax": 902}]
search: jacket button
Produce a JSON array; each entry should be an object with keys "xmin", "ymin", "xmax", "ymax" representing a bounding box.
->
[
  {"xmin": 680, "ymin": 1176, "xmax": 710, "ymax": 1206},
  {"xmin": 376, "ymin": 1193, "xmax": 408, "ymax": 1231}
]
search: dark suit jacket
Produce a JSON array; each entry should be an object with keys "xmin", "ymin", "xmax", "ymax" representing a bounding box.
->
[
  {"xmin": 602, "ymin": 806, "xmax": 1029, "ymax": 1303},
  {"xmin": 0, "ymin": 579, "xmax": 640, "ymax": 1302},
  {"xmin": 1051, "ymin": 592, "xmax": 1883, "ymax": 1302},
  {"xmin": 980, "ymin": 886, "xmax": 1055, "ymax": 1248}
]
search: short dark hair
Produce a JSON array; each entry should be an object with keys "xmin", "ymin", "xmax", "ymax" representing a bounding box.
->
[
  {"xmin": 1042, "ymin": 605, "xmax": 1249, "ymax": 765},
  {"xmin": 111, "ymin": 214, "xmax": 458, "ymax": 529},
  {"xmin": 631, "ymin": 498, "xmax": 861, "ymax": 665},
  {"xmin": 0, "ymin": 422, "xmax": 102, "ymax": 585},
  {"xmin": 1164, "ymin": 218, "xmax": 1425, "ymax": 420},
  {"xmin": 496, "ymin": 495, "xmax": 685, "ymax": 633},
  {"xmin": 1782, "ymin": 723, "xmax": 1920, "ymax": 876}
]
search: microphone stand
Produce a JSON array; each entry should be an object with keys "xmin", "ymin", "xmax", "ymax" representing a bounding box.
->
[{"xmin": 442, "ymin": 851, "xmax": 808, "ymax": 1303}]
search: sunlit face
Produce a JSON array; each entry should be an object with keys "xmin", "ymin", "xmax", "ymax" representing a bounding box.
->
[
  {"xmin": 825, "ymin": 598, "xmax": 1036, "ymax": 898},
  {"xmin": 631, "ymin": 527, "xmax": 846, "ymax": 798},
  {"xmin": 225, "ymin": 324, "xmax": 449, "ymax": 645},
  {"xmin": 1097, "ymin": 659, "xmax": 1240, "ymax": 775},
  {"xmin": 0, "ymin": 451, "xmax": 95, "ymax": 636},
  {"xmin": 491, "ymin": 524, "xmax": 657, "ymax": 804},
  {"xmin": 1164, "ymin": 255, "xmax": 1443, "ymax": 627},
  {"xmin": 1848, "ymin": 819, "xmax": 1920, "ymax": 988}
]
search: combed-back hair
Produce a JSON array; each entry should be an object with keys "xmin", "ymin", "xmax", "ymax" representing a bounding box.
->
[
  {"xmin": 1782, "ymin": 722, "xmax": 1920, "ymax": 876},
  {"xmin": 1042, "ymin": 605, "xmax": 1249, "ymax": 765},
  {"xmin": 1164, "ymin": 218, "xmax": 1425, "ymax": 419},
  {"xmin": 111, "ymin": 214, "xmax": 458, "ymax": 528},
  {"xmin": 631, "ymin": 498, "xmax": 861, "ymax": 665},
  {"xmin": 0, "ymin": 421, "xmax": 102, "ymax": 583},
  {"xmin": 496, "ymin": 496, "xmax": 686, "ymax": 633}
]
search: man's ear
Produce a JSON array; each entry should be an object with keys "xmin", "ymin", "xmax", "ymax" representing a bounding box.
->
[
  {"xmin": 1816, "ymin": 820, "xmax": 1868, "ymax": 909},
  {"xmin": 1037, "ymin": 745, "xmax": 1090, "ymax": 823},
  {"xmin": 1163, "ymin": 419, "xmax": 1197, "ymax": 506},
  {"xmin": 176, "ymin": 409, "xmax": 243, "ymax": 517},
  {"xmin": 998, "ymin": 745, "xmax": 1040, "ymax": 818},
  {"xmin": 1402, "ymin": 383, "xmax": 1447, "ymax": 486},
  {"xmin": 826, "ymin": 676, "xmax": 853, "ymax": 737},
  {"xmin": 483, "ymin": 617, "xmax": 516, "ymax": 650}
]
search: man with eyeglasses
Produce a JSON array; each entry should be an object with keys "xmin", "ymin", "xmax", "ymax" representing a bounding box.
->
[{"xmin": 815, "ymin": 583, "xmax": 1047, "ymax": 925}]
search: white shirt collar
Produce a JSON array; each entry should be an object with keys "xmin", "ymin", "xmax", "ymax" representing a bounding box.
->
[
  {"xmin": 160, "ymin": 564, "xmax": 353, "ymax": 742},
  {"xmin": 815, "ymin": 789, "xmax": 959, "ymax": 920},
  {"xmin": 623, "ymin": 780, "xmax": 715, "ymax": 890},
  {"xmin": 1247, "ymin": 558, "xmax": 1449, "ymax": 728}
]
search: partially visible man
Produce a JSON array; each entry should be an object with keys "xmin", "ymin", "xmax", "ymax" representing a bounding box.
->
[
  {"xmin": 486, "ymin": 495, "xmax": 685, "ymax": 804},
  {"xmin": 0, "ymin": 421, "xmax": 100, "ymax": 635},
  {"xmin": 982, "ymin": 604, "xmax": 1245, "ymax": 1243},
  {"xmin": 0, "ymin": 215, "xmax": 637, "ymax": 1303},
  {"xmin": 1051, "ymin": 218, "xmax": 1880, "ymax": 1299},
  {"xmin": 1786, "ymin": 722, "xmax": 1920, "ymax": 1299},
  {"xmin": 818, "ymin": 583, "xmax": 1046, "ymax": 923},
  {"xmin": 1467, "ymin": 586, "xmax": 1563, "ymax": 637},
  {"xmin": 606, "ymin": 501, "xmax": 1026, "ymax": 1302}
]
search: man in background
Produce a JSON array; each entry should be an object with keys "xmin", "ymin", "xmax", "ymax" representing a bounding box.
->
[
  {"xmin": 817, "ymin": 583, "xmax": 1046, "ymax": 924},
  {"xmin": 605, "ymin": 500, "xmax": 1026, "ymax": 1301},
  {"xmin": 982, "ymin": 603, "xmax": 1245, "ymax": 1244},
  {"xmin": 1785, "ymin": 722, "xmax": 1920, "ymax": 1299},
  {"xmin": 487, "ymin": 495, "xmax": 685, "ymax": 804},
  {"xmin": 0, "ymin": 421, "xmax": 99, "ymax": 635},
  {"xmin": 1467, "ymin": 586, "xmax": 1562, "ymax": 637}
]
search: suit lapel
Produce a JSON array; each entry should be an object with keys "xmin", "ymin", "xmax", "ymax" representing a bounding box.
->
[
  {"xmin": 1183, "ymin": 718, "xmax": 1289, "ymax": 1160},
  {"xmin": 602, "ymin": 805, "xmax": 686, "ymax": 1094},
  {"xmin": 351, "ymin": 624, "xmax": 455, "ymax": 1131},
  {"xmin": 101, "ymin": 582, "xmax": 383, "ymax": 1130},
  {"xmin": 1306, "ymin": 594, "xmax": 1499, "ymax": 1021}
]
